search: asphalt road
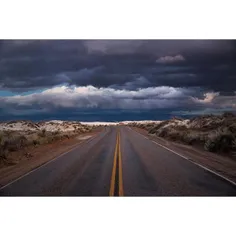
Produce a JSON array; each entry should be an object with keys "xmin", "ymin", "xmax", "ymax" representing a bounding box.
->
[{"xmin": 1, "ymin": 126, "xmax": 236, "ymax": 196}]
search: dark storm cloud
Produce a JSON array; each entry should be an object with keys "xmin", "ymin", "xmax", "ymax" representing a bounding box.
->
[
  {"xmin": 84, "ymin": 40, "xmax": 234, "ymax": 56},
  {"xmin": 0, "ymin": 40, "xmax": 236, "ymax": 94}
]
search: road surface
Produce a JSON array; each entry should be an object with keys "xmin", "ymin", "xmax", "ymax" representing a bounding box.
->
[{"xmin": 1, "ymin": 126, "xmax": 236, "ymax": 196}]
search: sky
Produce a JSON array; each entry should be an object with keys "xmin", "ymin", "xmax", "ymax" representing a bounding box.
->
[{"xmin": 0, "ymin": 40, "xmax": 236, "ymax": 121}]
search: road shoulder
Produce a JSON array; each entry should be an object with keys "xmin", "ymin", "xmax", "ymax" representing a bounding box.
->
[
  {"xmin": 131, "ymin": 127, "xmax": 236, "ymax": 183},
  {"xmin": 0, "ymin": 130, "xmax": 101, "ymax": 188}
]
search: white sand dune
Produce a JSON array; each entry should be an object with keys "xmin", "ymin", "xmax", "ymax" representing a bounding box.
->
[
  {"xmin": 0, "ymin": 120, "xmax": 163, "ymax": 131},
  {"xmin": 0, "ymin": 120, "xmax": 87, "ymax": 132}
]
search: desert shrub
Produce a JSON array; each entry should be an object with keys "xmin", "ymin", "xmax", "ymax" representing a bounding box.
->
[
  {"xmin": 39, "ymin": 131, "xmax": 66, "ymax": 144},
  {"xmin": 32, "ymin": 139, "xmax": 40, "ymax": 146},
  {"xmin": 45, "ymin": 136, "xmax": 54, "ymax": 144},
  {"xmin": 53, "ymin": 130, "xmax": 60, "ymax": 135},
  {"xmin": 157, "ymin": 128, "xmax": 168, "ymax": 138},
  {"xmin": 3, "ymin": 130, "xmax": 13, "ymax": 137},
  {"xmin": 167, "ymin": 130, "xmax": 182, "ymax": 141},
  {"xmin": 137, "ymin": 124, "xmax": 145, "ymax": 129},
  {"xmin": 176, "ymin": 125, "xmax": 188, "ymax": 132},
  {"xmin": 0, "ymin": 132, "xmax": 7, "ymax": 159},
  {"xmin": 36, "ymin": 137, "xmax": 47, "ymax": 145},
  {"xmin": 148, "ymin": 121, "xmax": 169, "ymax": 133},
  {"xmin": 204, "ymin": 128, "xmax": 236, "ymax": 153},
  {"xmin": 148, "ymin": 124, "xmax": 161, "ymax": 134},
  {"xmin": 148, "ymin": 126, "xmax": 158, "ymax": 134},
  {"xmin": 80, "ymin": 128, "xmax": 86, "ymax": 133},
  {"xmin": 88, "ymin": 127, "xmax": 93, "ymax": 132},
  {"xmin": 232, "ymin": 140, "xmax": 236, "ymax": 157},
  {"xmin": 52, "ymin": 134, "xmax": 62, "ymax": 141},
  {"xmin": 181, "ymin": 132, "xmax": 204, "ymax": 145},
  {"xmin": 7, "ymin": 121, "xmax": 16, "ymax": 124},
  {"xmin": 38, "ymin": 129, "xmax": 46, "ymax": 137},
  {"xmin": 63, "ymin": 134, "xmax": 70, "ymax": 139},
  {"xmin": 0, "ymin": 148, "xmax": 8, "ymax": 160},
  {"xmin": 227, "ymin": 123, "xmax": 236, "ymax": 133},
  {"xmin": 145, "ymin": 123, "xmax": 154, "ymax": 129},
  {"xmin": 0, "ymin": 135, "xmax": 28, "ymax": 152}
]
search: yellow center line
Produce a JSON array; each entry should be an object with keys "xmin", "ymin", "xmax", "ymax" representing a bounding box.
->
[
  {"xmin": 118, "ymin": 132, "xmax": 124, "ymax": 196},
  {"xmin": 109, "ymin": 132, "xmax": 119, "ymax": 196},
  {"xmin": 109, "ymin": 130, "xmax": 124, "ymax": 196}
]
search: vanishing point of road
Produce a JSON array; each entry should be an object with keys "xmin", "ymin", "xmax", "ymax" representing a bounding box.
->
[{"xmin": 1, "ymin": 126, "xmax": 236, "ymax": 196}]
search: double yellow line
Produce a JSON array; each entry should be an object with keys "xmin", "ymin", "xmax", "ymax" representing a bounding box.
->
[{"xmin": 109, "ymin": 132, "xmax": 124, "ymax": 196}]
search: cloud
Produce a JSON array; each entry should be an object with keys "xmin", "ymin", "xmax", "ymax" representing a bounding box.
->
[
  {"xmin": 191, "ymin": 92, "xmax": 219, "ymax": 104},
  {"xmin": 83, "ymin": 40, "xmax": 234, "ymax": 56},
  {"xmin": 0, "ymin": 85, "xmax": 193, "ymax": 111},
  {"xmin": 1, "ymin": 84, "xmax": 235, "ymax": 118},
  {"xmin": 191, "ymin": 92, "xmax": 236, "ymax": 109},
  {"xmin": 156, "ymin": 55, "xmax": 185, "ymax": 64},
  {"xmin": 84, "ymin": 40, "xmax": 143, "ymax": 55},
  {"xmin": 110, "ymin": 76, "xmax": 151, "ymax": 90},
  {"xmin": 1, "ymin": 84, "xmax": 236, "ymax": 120}
]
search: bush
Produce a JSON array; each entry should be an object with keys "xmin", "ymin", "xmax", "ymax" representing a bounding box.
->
[
  {"xmin": 38, "ymin": 129, "xmax": 46, "ymax": 137},
  {"xmin": 228, "ymin": 123, "xmax": 236, "ymax": 133},
  {"xmin": 53, "ymin": 130, "xmax": 60, "ymax": 135},
  {"xmin": 148, "ymin": 127, "xmax": 157, "ymax": 134},
  {"xmin": 148, "ymin": 121, "xmax": 169, "ymax": 134},
  {"xmin": 204, "ymin": 128, "xmax": 236, "ymax": 153},
  {"xmin": 45, "ymin": 136, "xmax": 54, "ymax": 144},
  {"xmin": 63, "ymin": 134, "xmax": 70, "ymax": 139},
  {"xmin": 148, "ymin": 124, "xmax": 161, "ymax": 134},
  {"xmin": 182, "ymin": 132, "xmax": 204, "ymax": 145},
  {"xmin": 0, "ymin": 149, "xmax": 8, "ymax": 161},
  {"xmin": 32, "ymin": 139, "xmax": 40, "ymax": 146},
  {"xmin": 157, "ymin": 128, "xmax": 168, "ymax": 138},
  {"xmin": 0, "ymin": 135, "xmax": 27, "ymax": 152}
]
